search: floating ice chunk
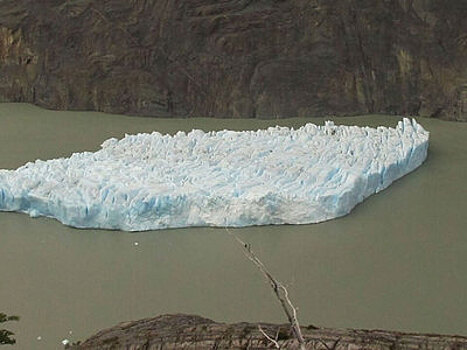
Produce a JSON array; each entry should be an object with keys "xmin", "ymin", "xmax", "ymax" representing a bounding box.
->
[{"xmin": 0, "ymin": 118, "xmax": 429, "ymax": 231}]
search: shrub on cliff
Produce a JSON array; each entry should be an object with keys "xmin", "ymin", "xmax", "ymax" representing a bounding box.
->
[{"xmin": 0, "ymin": 313, "xmax": 19, "ymax": 345}]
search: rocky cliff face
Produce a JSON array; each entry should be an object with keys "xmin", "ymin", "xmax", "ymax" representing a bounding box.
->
[{"xmin": 0, "ymin": 0, "xmax": 466, "ymax": 120}]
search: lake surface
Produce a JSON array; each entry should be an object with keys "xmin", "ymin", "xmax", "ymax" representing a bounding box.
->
[{"xmin": 0, "ymin": 103, "xmax": 466, "ymax": 349}]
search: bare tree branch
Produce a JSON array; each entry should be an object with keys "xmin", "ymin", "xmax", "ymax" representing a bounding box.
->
[
  {"xmin": 318, "ymin": 338, "xmax": 341, "ymax": 350},
  {"xmin": 225, "ymin": 228, "xmax": 308, "ymax": 350},
  {"xmin": 258, "ymin": 325, "xmax": 280, "ymax": 349}
]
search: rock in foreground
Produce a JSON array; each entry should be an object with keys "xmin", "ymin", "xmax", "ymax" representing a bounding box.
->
[
  {"xmin": 0, "ymin": 119, "xmax": 428, "ymax": 231},
  {"xmin": 71, "ymin": 314, "xmax": 467, "ymax": 350}
]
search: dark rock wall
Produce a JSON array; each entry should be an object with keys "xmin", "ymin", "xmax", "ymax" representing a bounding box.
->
[{"xmin": 0, "ymin": 0, "xmax": 466, "ymax": 120}]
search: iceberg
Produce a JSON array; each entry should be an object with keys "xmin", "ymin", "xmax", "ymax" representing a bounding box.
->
[{"xmin": 0, "ymin": 118, "xmax": 429, "ymax": 231}]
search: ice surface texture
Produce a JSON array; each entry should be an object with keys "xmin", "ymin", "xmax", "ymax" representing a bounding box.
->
[{"xmin": 0, "ymin": 118, "xmax": 429, "ymax": 231}]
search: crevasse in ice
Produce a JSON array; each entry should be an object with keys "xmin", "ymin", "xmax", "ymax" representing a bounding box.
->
[{"xmin": 0, "ymin": 118, "xmax": 429, "ymax": 231}]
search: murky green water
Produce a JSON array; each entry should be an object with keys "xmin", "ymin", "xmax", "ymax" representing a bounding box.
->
[{"xmin": 0, "ymin": 103, "xmax": 466, "ymax": 349}]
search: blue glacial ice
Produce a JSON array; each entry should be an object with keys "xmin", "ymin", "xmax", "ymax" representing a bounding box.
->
[{"xmin": 0, "ymin": 118, "xmax": 429, "ymax": 231}]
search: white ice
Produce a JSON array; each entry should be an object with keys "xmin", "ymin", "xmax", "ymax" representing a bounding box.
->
[{"xmin": 0, "ymin": 118, "xmax": 429, "ymax": 231}]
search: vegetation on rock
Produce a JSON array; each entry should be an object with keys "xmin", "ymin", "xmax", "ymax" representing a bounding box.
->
[{"xmin": 0, "ymin": 313, "xmax": 19, "ymax": 345}]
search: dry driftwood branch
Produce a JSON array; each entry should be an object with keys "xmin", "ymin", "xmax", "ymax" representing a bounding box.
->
[
  {"xmin": 258, "ymin": 324, "xmax": 280, "ymax": 349},
  {"xmin": 225, "ymin": 227, "xmax": 307, "ymax": 350}
]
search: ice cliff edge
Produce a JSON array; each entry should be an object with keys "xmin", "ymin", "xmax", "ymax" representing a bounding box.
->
[{"xmin": 0, "ymin": 118, "xmax": 429, "ymax": 231}]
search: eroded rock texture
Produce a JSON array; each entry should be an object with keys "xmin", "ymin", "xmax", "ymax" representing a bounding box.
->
[
  {"xmin": 71, "ymin": 314, "xmax": 467, "ymax": 350},
  {"xmin": 0, "ymin": 0, "xmax": 466, "ymax": 120}
]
